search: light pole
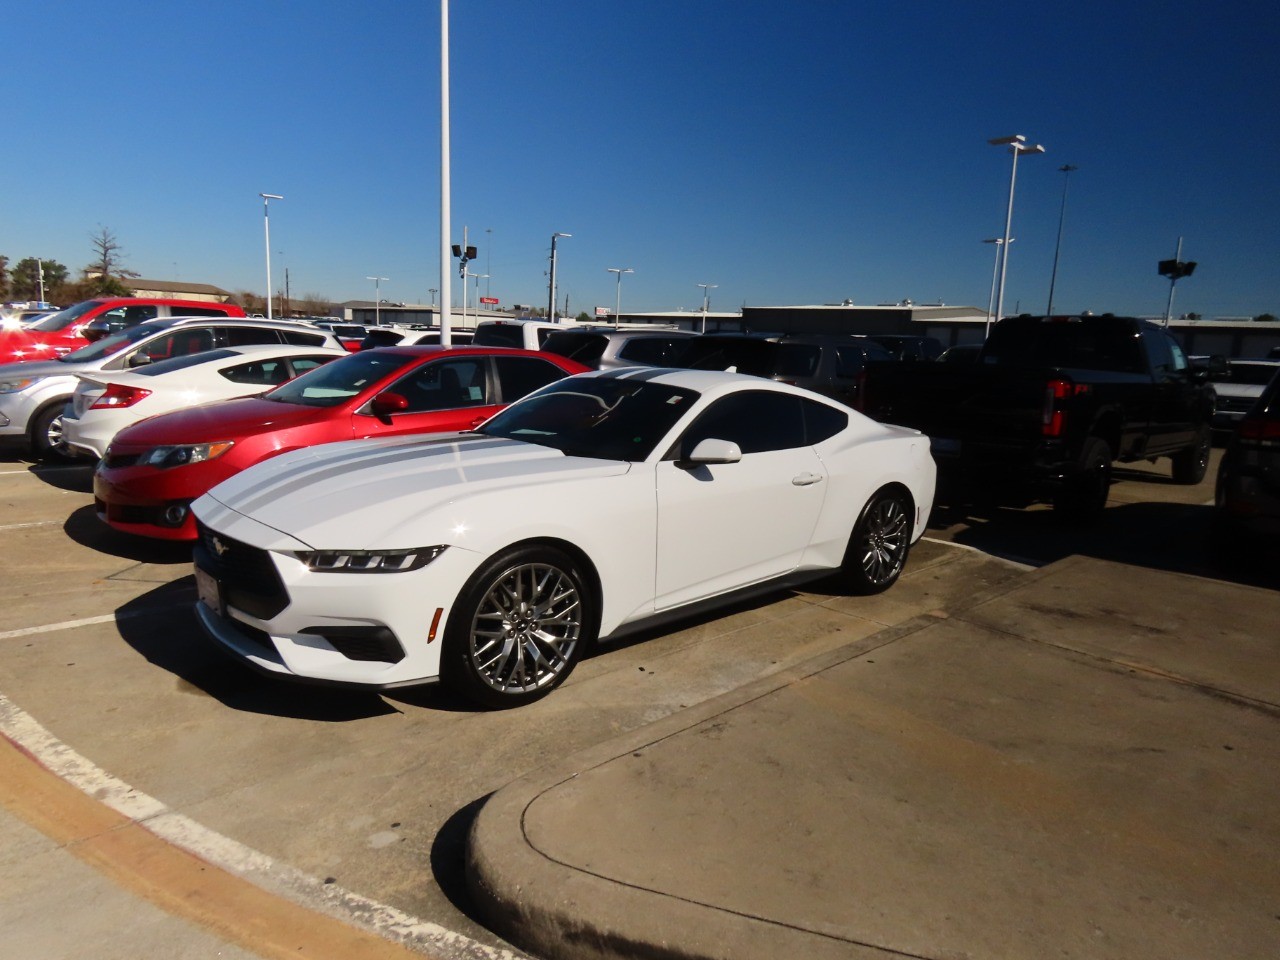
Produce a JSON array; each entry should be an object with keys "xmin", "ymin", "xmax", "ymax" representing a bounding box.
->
[
  {"xmin": 982, "ymin": 238, "xmax": 1010, "ymax": 338},
  {"xmin": 472, "ymin": 272, "xmax": 490, "ymax": 317},
  {"xmin": 259, "ymin": 193, "xmax": 283, "ymax": 319},
  {"xmin": 37, "ymin": 260, "xmax": 46, "ymax": 305},
  {"xmin": 485, "ymin": 227, "xmax": 493, "ymax": 300},
  {"xmin": 548, "ymin": 233, "xmax": 571, "ymax": 322},
  {"xmin": 366, "ymin": 276, "xmax": 388, "ymax": 326},
  {"xmin": 698, "ymin": 282, "xmax": 718, "ymax": 333},
  {"xmin": 429, "ymin": 288, "xmax": 438, "ymax": 307},
  {"xmin": 607, "ymin": 268, "xmax": 633, "ymax": 329},
  {"xmin": 988, "ymin": 135, "xmax": 1044, "ymax": 324},
  {"xmin": 1047, "ymin": 164, "xmax": 1077, "ymax": 315}
]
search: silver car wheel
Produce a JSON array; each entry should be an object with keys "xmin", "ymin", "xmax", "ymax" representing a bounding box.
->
[
  {"xmin": 468, "ymin": 561, "xmax": 584, "ymax": 697},
  {"xmin": 853, "ymin": 494, "xmax": 909, "ymax": 589}
]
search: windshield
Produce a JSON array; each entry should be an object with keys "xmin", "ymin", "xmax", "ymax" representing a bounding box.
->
[
  {"xmin": 478, "ymin": 377, "xmax": 698, "ymax": 461},
  {"xmin": 264, "ymin": 350, "xmax": 417, "ymax": 407},
  {"xmin": 58, "ymin": 322, "xmax": 163, "ymax": 363},
  {"xmin": 28, "ymin": 300, "xmax": 104, "ymax": 332},
  {"xmin": 472, "ymin": 323, "xmax": 525, "ymax": 348}
]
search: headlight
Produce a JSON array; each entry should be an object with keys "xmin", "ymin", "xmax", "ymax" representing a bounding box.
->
[
  {"xmin": 0, "ymin": 376, "xmax": 43, "ymax": 394},
  {"xmin": 294, "ymin": 545, "xmax": 447, "ymax": 573},
  {"xmin": 140, "ymin": 441, "xmax": 235, "ymax": 468}
]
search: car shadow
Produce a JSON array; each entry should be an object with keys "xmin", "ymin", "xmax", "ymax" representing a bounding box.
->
[
  {"xmin": 13, "ymin": 458, "xmax": 96, "ymax": 493},
  {"xmin": 63, "ymin": 504, "xmax": 194, "ymax": 564},
  {"xmin": 113, "ymin": 578, "xmax": 401, "ymax": 721}
]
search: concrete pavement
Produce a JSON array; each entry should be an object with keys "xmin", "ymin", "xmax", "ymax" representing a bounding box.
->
[{"xmin": 467, "ymin": 555, "xmax": 1280, "ymax": 960}]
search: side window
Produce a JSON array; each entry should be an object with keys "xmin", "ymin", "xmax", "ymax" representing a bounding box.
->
[
  {"xmin": 222, "ymin": 326, "xmax": 284, "ymax": 347},
  {"xmin": 834, "ymin": 345, "xmax": 868, "ymax": 378},
  {"xmin": 134, "ymin": 328, "xmax": 216, "ymax": 363},
  {"xmin": 281, "ymin": 330, "xmax": 329, "ymax": 346},
  {"xmin": 388, "ymin": 358, "xmax": 488, "ymax": 412},
  {"xmin": 168, "ymin": 306, "xmax": 228, "ymax": 318},
  {"xmin": 495, "ymin": 356, "xmax": 568, "ymax": 402},
  {"xmin": 123, "ymin": 305, "xmax": 160, "ymax": 325},
  {"xmin": 1142, "ymin": 327, "xmax": 1175, "ymax": 375},
  {"xmin": 619, "ymin": 337, "xmax": 685, "ymax": 366},
  {"xmin": 671, "ymin": 390, "xmax": 806, "ymax": 458},
  {"xmin": 220, "ymin": 359, "xmax": 288, "ymax": 386},
  {"xmin": 287, "ymin": 356, "xmax": 335, "ymax": 377},
  {"xmin": 1166, "ymin": 334, "xmax": 1188, "ymax": 372},
  {"xmin": 802, "ymin": 398, "xmax": 848, "ymax": 444},
  {"xmin": 535, "ymin": 327, "xmax": 555, "ymax": 347}
]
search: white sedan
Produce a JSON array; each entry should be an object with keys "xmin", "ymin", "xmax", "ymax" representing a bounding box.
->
[
  {"xmin": 190, "ymin": 368, "xmax": 937, "ymax": 707},
  {"xmin": 61, "ymin": 344, "xmax": 347, "ymax": 459}
]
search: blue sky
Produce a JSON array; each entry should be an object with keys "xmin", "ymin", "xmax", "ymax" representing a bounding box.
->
[{"xmin": 5, "ymin": 1, "xmax": 1277, "ymax": 318}]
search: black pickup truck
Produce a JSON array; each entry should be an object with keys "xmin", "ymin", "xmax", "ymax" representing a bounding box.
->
[{"xmin": 860, "ymin": 315, "xmax": 1217, "ymax": 518}]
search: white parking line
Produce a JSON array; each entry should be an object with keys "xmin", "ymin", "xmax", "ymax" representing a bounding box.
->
[
  {"xmin": 0, "ymin": 693, "xmax": 523, "ymax": 960},
  {"xmin": 0, "ymin": 613, "xmax": 134, "ymax": 641},
  {"xmin": 0, "ymin": 520, "xmax": 61, "ymax": 532},
  {"xmin": 922, "ymin": 536, "xmax": 1041, "ymax": 571}
]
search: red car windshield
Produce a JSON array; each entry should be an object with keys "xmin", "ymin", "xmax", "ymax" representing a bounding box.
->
[
  {"xmin": 27, "ymin": 300, "xmax": 103, "ymax": 332},
  {"xmin": 264, "ymin": 350, "xmax": 419, "ymax": 408}
]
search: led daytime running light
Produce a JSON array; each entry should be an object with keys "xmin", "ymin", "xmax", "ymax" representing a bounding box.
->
[{"xmin": 297, "ymin": 546, "xmax": 447, "ymax": 573}]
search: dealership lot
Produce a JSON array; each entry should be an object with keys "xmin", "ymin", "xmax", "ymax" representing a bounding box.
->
[{"xmin": 2, "ymin": 449, "xmax": 1278, "ymax": 958}]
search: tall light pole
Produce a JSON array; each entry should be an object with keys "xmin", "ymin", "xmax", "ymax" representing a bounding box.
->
[
  {"xmin": 982, "ymin": 238, "xmax": 1010, "ymax": 338},
  {"xmin": 472, "ymin": 272, "xmax": 490, "ymax": 317},
  {"xmin": 607, "ymin": 267, "xmax": 633, "ymax": 329},
  {"xmin": 1047, "ymin": 164, "xmax": 1077, "ymax": 315},
  {"xmin": 366, "ymin": 276, "xmax": 388, "ymax": 326},
  {"xmin": 37, "ymin": 260, "xmax": 46, "ymax": 304},
  {"xmin": 485, "ymin": 227, "xmax": 493, "ymax": 300},
  {"xmin": 548, "ymin": 232, "xmax": 571, "ymax": 322},
  {"xmin": 438, "ymin": 0, "xmax": 453, "ymax": 345},
  {"xmin": 988, "ymin": 135, "xmax": 1044, "ymax": 324},
  {"xmin": 698, "ymin": 282, "xmax": 718, "ymax": 334},
  {"xmin": 259, "ymin": 193, "xmax": 283, "ymax": 319}
]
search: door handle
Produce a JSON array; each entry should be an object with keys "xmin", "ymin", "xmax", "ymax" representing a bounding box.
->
[{"xmin": 792, "ymin": 473, "xmax": 824, "ymax": 486}]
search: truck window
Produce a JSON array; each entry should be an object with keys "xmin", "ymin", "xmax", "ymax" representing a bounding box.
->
[{"xmin": 984, "ymin": 318, "xmax": 1144, "ymax": 373}]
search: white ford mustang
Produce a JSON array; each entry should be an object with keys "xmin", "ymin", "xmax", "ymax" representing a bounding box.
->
[{"xmin": 191, "ymin": 368, "xmax": 936, "ymax": 707}]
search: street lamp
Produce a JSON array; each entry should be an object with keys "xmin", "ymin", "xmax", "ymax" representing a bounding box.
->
[
  {"xmin": 366, "ymin": 276, "xmax": 389, "ymax": 326},
  {"xmin": 988, "ymin": 135, "xmax": 1044, "ymax": 324},
  {"xmin": 698, "ymin": 282, "xmax": 718, "ymax": 334},
  {"xmin": 607, "ymin": 267, "xmax": 633, "ymax": 329},
  {"xmin": 548, "ymin": 232, "xmax": 571, "ymax": 322},
  {"xmin": 1047, "ymin": 164, "xmax": 1078, "ymax": 315},
  {"xmin": 37, "ymin": 260, "xmax": 46, "ymax": 305},
  {"xmin": 982, "ymin": 238, "xmax": 1012, "ymax": 338},
  {"xmin": 259, "ymin": 193, "xmax": 283, "ymax": 319},
  {"xmin": 472, "ymin": 272, "xmax": 490, "ymax": 317}
]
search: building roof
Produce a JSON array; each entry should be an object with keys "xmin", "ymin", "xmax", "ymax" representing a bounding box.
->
[{"xmin": 123, "ymin": 279, "xmax": 232, "ymax": 298}]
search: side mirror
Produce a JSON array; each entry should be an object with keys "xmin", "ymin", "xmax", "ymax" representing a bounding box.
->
[
  {"xmin": 677, "ymin": 437, "xmax": 742, "ymax": 469},
  {"xmin": 369, "ymin": 392, "xmax": 409, "ymax": 418},
  {"xmin": 127, "ymin": 352, "xmax": 152, "ymax": 368}
]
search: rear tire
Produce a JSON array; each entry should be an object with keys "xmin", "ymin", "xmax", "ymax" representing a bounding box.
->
[
  {"xmin": 1171, "ymin": 424, "xmax": 1211, "ymax": 485},
  {"xmin": 1054, "ymin": 437, "xmax": 1111, "ymax": 521},
  {"xmin": 843, "ymin": 488, "xmax": 913, "ymax": 595}
]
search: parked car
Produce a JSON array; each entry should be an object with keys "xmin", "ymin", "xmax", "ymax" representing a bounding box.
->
[
  {"xmin": 189, "ymin": 368, "xmax": 937, "ymax": 706},
  {"xmin": 1206, "ymin": 359, "xmax": 1280, "ymax": 435},
  {"xmin": 0, "ymin": 307, "xmax": 60, "ymax": 330},
  {"xmin": 94, "ymin": 347, "xmax": 588, "ymax": 541},
  {"xmin": 0, "ymin": 317, "xmax": 340, "ymax": 459},
  {"xmin": 1214, "ymin": 365, "xmax": 1280, "ymax": 545},
  {"xmin": 541, "ymin": 328, "xmax": 695, "ymax": 370},
  {"xmin": 938, "ymin": 343, "xmax": 983, "ymax": 364},
  {"xmin": 472, "ymin": 318, "xmax": 569, "ymax": 350},
  {"xmin": 359, "ymin": 326, "xmax": 475, "ymax": 350},
  {"xmin": 867, "ymin": 334, "xmax": 944, "ymax": 362},
  {"xmin": 670, "ymin": 332, "xmax": 895, "ymax": 408},
  {"xmin": 61, "ymin": 344, "xmax": 347, "ymax": 460},
  {"xmin": 861, "ymin": 314, "xmax": 1218, "ymax": 518},
  {"xmin": 0, "ymin": 298, "xmax": 247, "ymax": 363}
]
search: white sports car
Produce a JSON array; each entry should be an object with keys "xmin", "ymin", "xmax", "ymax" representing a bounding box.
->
[{"xmin": 191, "ymin": 368, "xmax": 936, "ymax": 707}]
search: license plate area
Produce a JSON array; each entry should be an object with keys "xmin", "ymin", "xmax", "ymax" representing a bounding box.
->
[{"xmin": 195, "ymin": 566, "xmax": 225, "ymax": 617}]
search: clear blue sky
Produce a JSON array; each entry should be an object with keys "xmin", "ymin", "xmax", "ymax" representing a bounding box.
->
[{"xmin": 5, "ymin": 1, "xmax": 1278, "ymax": 318}]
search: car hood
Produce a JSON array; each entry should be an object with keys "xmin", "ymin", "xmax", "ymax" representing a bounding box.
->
[
  {"xmin": 110, "ymin": 397, "xmax": 330, "ymax": 448},
  {"xmin": 0, "ymin": 358, "xmax": 86, "ymax": 379},
  {"xmin": 195, "ymin": 433, "xmax": 631, "ymax": 549}
]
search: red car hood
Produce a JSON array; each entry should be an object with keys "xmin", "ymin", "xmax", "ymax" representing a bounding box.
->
[
  {"xmin": 109, "ymin": 397, "xmax": 332, "ymax": 450},
  {"xmin": 0, "ymin": 329, "xmax": 73, "ymax": 361}
]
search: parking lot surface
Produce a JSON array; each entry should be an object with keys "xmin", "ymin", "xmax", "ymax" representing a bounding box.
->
[{"xmin": 1, "ymin": 450, "xmax": 1277, "ymax": 959}]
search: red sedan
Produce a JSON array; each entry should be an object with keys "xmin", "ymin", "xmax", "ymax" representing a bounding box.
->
[{"xmin": 93, "ymin": 346, "xmax": 588, "ymax": 540}]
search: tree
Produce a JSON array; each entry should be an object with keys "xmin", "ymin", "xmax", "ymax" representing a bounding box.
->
[
  {"xmin": 10, "ymin": 258, "xmax": 70, "ymax": 302},
  {"xmin": 1253, "ymin": 313, "xmax": 1278, "ymax": 323},
  {"xmin": 230, "ymin": 290, "xmax": 267, "ymax": 315},
  {"xmin": 82, "ymin": 226, "xmax": 139, "ymax": 296},
  {"xmin": 0, "ymin": 255, "xmax": 9, "ymax": 301}
]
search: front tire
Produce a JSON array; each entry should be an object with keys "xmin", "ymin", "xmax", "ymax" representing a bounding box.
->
[
  {"xmin": 442, "ymin": 545, "xmax": 595, "ymax": 709},
  {"xmin": 843, "ymin": 488, "xmax": 913, "ymax": 595},
  {"xmin": 30, "ymin": 403, "xmax": 68, "ymax": 462}
]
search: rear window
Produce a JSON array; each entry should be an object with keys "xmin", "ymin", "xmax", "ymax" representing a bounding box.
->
[
  {"xmin": 674, "ymin": 338, "xmax": 775, "ymax": 376},
  {"xmin": 771, "ymin": 344, "xmax": 821, "ymax": 378},
  {"xmin": 982, "ymin": 318, "xmax": 1144, "ymax": 373},
  {"xmin": 1221, "ymin": 362, "xmax": 1280, "ymax": 386},
  {"xmin": 617, "ymin": 336, "xmax": 689, "ymax": 367},
  {"xmin": 542, "ymin": 332, "xmax": 607, "ymax": 368},
  {"xmin": 473, "ymin": 323, "xmax": 526, "ymax": 348}
]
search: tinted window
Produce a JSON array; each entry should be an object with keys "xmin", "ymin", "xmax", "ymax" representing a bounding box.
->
[
  {"xmin": 132, "ymin": 327, "xmax": 217, "ymax": 363},
  {"xmin": 388, "ymin": 358, "xmax": 488, "ymax": 412},
  {"xmin": 30, "ymin": 300, "xmax": 102, "ymax": 331},
  {"xmin": 288, "ymin": 356, "xmax": 335, "ymax": 376},
  {"xmin": 283, "ymin": 331, "xmax": 330, "ymax": 347},
  {"xmin": 771, "ymin": 344, "xmax": 820, "ymax": 378},
  {"xmin": 135, "ymin": 348, "xmax": 237, "ymax": 377},
  {"xmin": 220, "ymin": 359, "xmax": 290, "ymax": 386},
  {"xmin": 61, "ymin": 322, "xmax": 171, "ymax": 363},
  {"xmin": 495, "ymin": 356, "xmax": 569, "ymax": 401},
  {"xmin": 542, "ymin": 332, "xmax": 607, "ymax": 367},
  {"xmin": 675, "ymin": 338, "xmax": 774, "ymax": 375},
  {"xmin": 984, "ymin": 318, "xmax": 1145, "ymax": 373},
  {"xmin": 223, "ymin": 326, "xmax": 283, "ymax": 347},
  {"xmin": 802, "ymin": 398, "xmax": 848, "ymax": 443},
  {"xmin": 673, "ymin": 390, "xmax": 806, "ymax": 457},
  {"xmin": 472, "ymin": 323, "xmax": 525, "ymax": 348},
  {"xmin": 618, "ymin": 336, "xmax": 688, "ymax": 367},
  {"xmin": 169, "ymin": 306, "xmax": 230, "ymax": 318},
  {"xmin": 265, "ymin": 351, "xmax": 417, "ymax": 408}
]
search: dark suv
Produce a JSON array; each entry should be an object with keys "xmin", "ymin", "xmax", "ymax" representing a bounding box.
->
[
  {"xmin": 1215, "ymin": 365, "xmax": 1280, "ymax": 544},
  {"xmin": 671, "ymin": 333, "xmax": 895, "ymax": 407}
]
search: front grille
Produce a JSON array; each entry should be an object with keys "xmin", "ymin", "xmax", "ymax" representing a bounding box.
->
[
  {"xmin": 194, "ymin": 520, "xmax": 290, "ymax": 619},
  {"xmin": 302, "ymin": 626, "xmax": 405, "ymax": 663},
  {"xmin": 103, "ymin": 452, "xmax": 141, "ymax": 469}
]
